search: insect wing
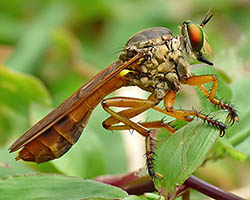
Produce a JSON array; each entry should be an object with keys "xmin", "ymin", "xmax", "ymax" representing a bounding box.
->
[
  {"xmin": 9, "ymin": 53, "xmax": 144, "ymax": 153},
  {"xmin": 202, "ymin": 33, "xmax": 214, "ymax": 58}
]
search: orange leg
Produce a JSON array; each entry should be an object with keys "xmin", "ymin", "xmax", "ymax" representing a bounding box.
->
[
  {"xmin": 162, "ymin": 90, "xmax": 227, "ymax": 136},
  {"xmin": 101, "ymin": 96, "xmax": 173, "ymax": 179},
  {"xmin": 182, "ymin": 75, "xmax": 239, "ymax": 125},
  {"xmin": 107, "ymin": 120, "xmax": 176, "ymax": 134},
  {"xmin": 153, "ymin": 90, "xmax": 193, "ymax": 122},
  {"xmin": 102, "ymin": 96, "xmax": 176, "ymax": 134}
]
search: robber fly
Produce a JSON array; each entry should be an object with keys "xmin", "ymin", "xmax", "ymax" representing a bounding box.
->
[{"xmin": 9, "ymin": 11, "xmax": 238, "ymax": 179}]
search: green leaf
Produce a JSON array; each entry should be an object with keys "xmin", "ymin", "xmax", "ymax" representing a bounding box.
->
[
  {"xmin": 0, "ymin": 106, "xmax": 28, "ymax": 146},
  {"xmin": 154, "ymin": 111, "xmax": 226, "ymax": 195},
  {"xmin": 0, "ymin": 174, "xmax": 128, "ymax": 200},
  {"xmin": 211, "ymin": 139, "xmax": 246, "ymax": 161},
  {"xmin": 0, "ymin": 65, "xmax": 51, "ymax": 145},
  {"xmin": 0, "ymin": 65, "xmax": 51, "ymax": 112},
  {"xmin": 123, "ymin": 195, "xmax": 146, "ymax": 200},
  {"xmin": 144, "ymin": 193, "xmax": 165, "ymax": 200}
]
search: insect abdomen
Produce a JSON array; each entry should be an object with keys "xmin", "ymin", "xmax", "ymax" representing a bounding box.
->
[
  {"xmin": 14, "ymin": 73, "xmax": 127, "ymax": 163},
  {"xmin": 16, "ymin": 107, "xmax": 92, "ymax": 163}
]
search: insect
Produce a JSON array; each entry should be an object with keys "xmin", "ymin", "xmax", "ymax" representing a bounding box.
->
[{"xmin": 9, "ymin": 11, "xmax": 238, "ymax": 179}]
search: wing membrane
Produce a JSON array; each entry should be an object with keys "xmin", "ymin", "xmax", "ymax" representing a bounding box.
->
[{"xmin": 9, "ymin": 53, "xmax": 144, "ymax": 152}]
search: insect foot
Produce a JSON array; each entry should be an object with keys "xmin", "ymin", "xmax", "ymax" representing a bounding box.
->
[
  {"xmin": 214, "ymin": 99, "xmax": 239, "ymax": 126},
  {"xmin": 226, "ymin": 108, "xmax": 239, "ymax": 126},
  {"xmin": 197, "ymin": 111, "xmax": 227, "ymax": 137},
  {"xmin": 212, "ymin": 120, "xmax": 227, "ymax": 137},
  {"xmin": 145, "ymin": 135, "xmax": 163, "ymax": 180}
]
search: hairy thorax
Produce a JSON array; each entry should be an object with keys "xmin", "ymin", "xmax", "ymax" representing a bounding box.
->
[{"xmin": 119, "ymin": 27, "xmax": 192, "ymax": 100}]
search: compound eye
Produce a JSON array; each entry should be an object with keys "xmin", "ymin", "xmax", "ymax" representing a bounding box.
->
[{"xmin": 187, "ymin": 23, "xmax": 204, "ymax": 52}]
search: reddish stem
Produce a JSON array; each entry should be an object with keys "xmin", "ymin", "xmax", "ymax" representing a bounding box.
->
[
  {"xmin": 185, "ymin": 175, "xmax": 246, "ymax": 200},
  {"xmin": 96, "ymin": 173, "xmax": 246, "ymax": 199}
]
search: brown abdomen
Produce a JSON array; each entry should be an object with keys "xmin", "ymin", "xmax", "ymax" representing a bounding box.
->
[
  {"xmin": 15, "ymin": 73, "xmax": 126, "ymax": 163},
  {"xmin": 17, "ymin": 107, "xmax": 92, "ymax": 163}
]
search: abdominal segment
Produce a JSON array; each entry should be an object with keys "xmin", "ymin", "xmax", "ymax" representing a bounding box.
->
[{"xmin": 17, "ymin": 107, "xmax": 92, "ymax": 163}]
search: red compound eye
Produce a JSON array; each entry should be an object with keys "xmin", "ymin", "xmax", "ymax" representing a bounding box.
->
[{"xmin": 187, "ymin": 23, "xmax": 204, "ymax": 52}]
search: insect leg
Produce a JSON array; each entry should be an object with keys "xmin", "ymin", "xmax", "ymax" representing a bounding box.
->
[
  {"xmin": 154, "ymin": 90, "xmax": 227, "ymax": 136},
  {"xmin": 152, "ymin": 90, "xmax": 193, "ymax": 122},
  {"xmin": 181, "ymin": 75, "xmax": 239, "ymax": 125},
  {"xmin": 102, "ymin": 95, "xmax": 176, "ymax": 133},
  {"xmin": 101, "ymin": 96, "xmax": 166, "ymax": 179},
  {"xmin": 102, "ymin": 96, "xmax": 156, "ymax": 136},
  {"xmin": 105, "ymin": 120, "xmax": 176, "ymax": 134},
  {"xmin": 140, "ymin": 121, "xmax": 176, "ymax": 133}
]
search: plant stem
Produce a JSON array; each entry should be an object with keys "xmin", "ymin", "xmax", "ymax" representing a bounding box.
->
[
  {"xmin": 185, "ymin": 175, "xmax": 246, "ymax": 200},
  {"xmin": 96, "ymin": 173, "xmax": 246, "ymax": 199},
  {"xmin": 96, "ymin": 173, "xmax": 244, "ymax": 200}
]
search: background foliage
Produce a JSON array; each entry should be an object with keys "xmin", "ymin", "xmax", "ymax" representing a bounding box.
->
[{"xmin": 0, "ymin": 0, "xmax": 250, "ymax": 199}]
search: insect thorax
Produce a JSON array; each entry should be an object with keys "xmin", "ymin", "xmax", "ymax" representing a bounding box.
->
[{"xmin": 119, "ymin": 27, "xmax": 192, "ymax": 100}]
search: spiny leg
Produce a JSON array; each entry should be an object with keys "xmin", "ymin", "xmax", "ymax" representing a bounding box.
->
[
  {"xmin": 145, "ymin": 135, "xmax": 163, "ymax": 180},
  {"xmin": 102, "ymin": 96, "xmax": 176, "ymax": 134},
  {"xmin": 101, "ymin": 96, "xmax": 174, "ymax": 179},
  {"xmin": 160, "ymin": 90, "xmax": 227, "ymax": 136},
  {"xmin": 140, "ymin": 120, "xmax": 176, "ymax": 134},
  {"xmin": 181, "ymin": 75, "xmax": 239, "ymax": 125},
  {"xmin": 107, "ymin": 120, "xmax": 176, "ymax": 134},
  {"xmin": 154, "ymin": 89, "xmax": 193, "ymax": 121},
  {"xmin": 102, "ymin": 97, "xmax": 154, "ymax": 132}
]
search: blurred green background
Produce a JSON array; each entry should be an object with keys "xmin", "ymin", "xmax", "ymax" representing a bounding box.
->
[{"xmin": 0, "ymin": 0, "xmax": 250, "ymax": 199}]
